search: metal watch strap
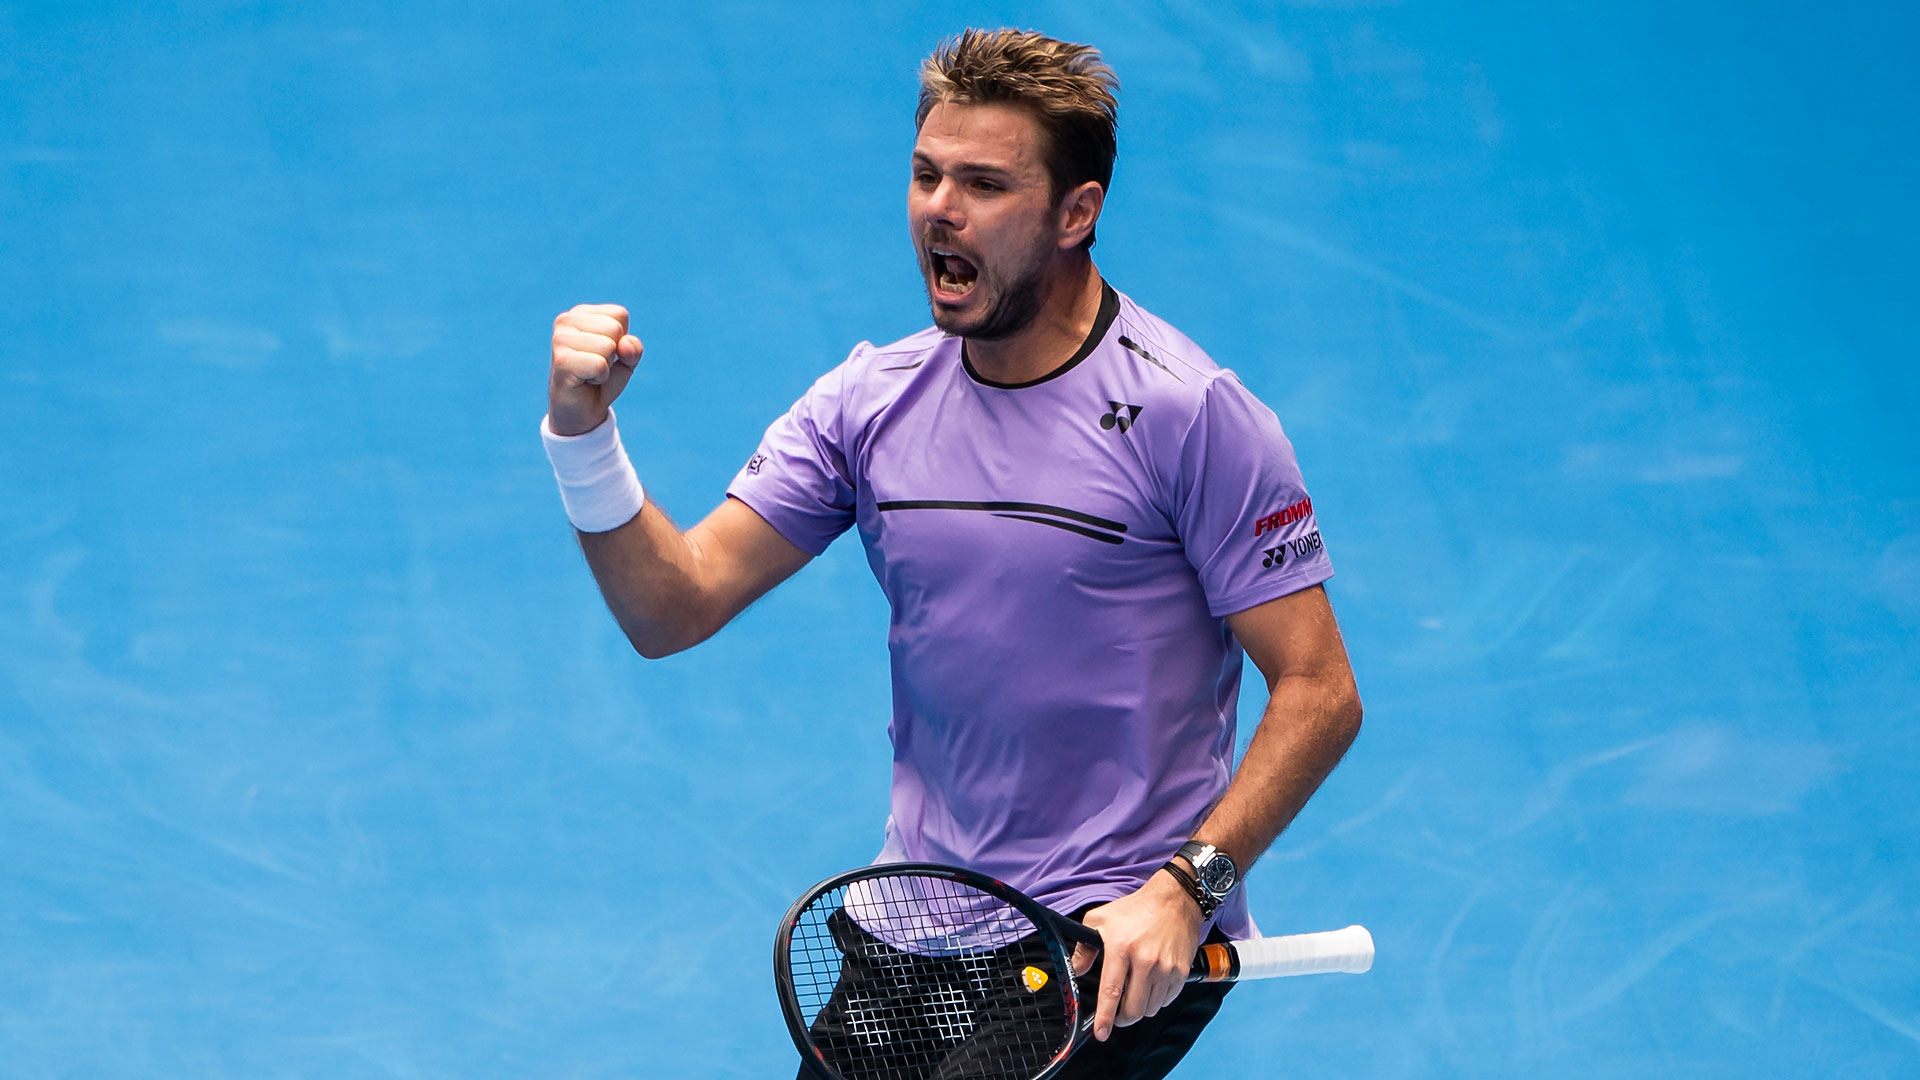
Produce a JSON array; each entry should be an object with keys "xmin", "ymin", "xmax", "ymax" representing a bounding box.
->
[{"xmin": 1160, "ymin": 860, "xmax": 1218, "ymax": 918}]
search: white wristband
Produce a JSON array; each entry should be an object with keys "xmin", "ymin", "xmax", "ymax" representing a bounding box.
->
[{"xmin": 541, "ymin": 409, "xmax": 646, "ymax": 533}]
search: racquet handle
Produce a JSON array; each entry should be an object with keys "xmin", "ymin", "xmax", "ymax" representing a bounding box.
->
[{"xmin": 1187, "ymin": 924, "xmax": 1375, "ymax": 983}]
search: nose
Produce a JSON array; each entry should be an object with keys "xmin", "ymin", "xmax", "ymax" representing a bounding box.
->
[{"xmin": 919, "ymin": 175, "xmax": 963, "ymax": 232}]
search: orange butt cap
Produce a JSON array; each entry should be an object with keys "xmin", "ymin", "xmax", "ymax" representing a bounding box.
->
[{"xmin": 1201, "ymin": 943, "xmax": 1234, "ymax": 982}]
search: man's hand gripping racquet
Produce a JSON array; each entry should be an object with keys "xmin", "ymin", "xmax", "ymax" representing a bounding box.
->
[{"xmin": 774, "ymin": 863, "xmax": 1373, "ymax": 1080}]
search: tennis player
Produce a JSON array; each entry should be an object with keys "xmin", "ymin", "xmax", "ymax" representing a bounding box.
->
[{"xmin": 542, "ymin": 29, "xmax": 1362, "ymax": 1079}]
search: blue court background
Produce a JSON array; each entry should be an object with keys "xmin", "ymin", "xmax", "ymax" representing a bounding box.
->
[{"xmin": 4, "ymin": 1, "xmax": 1917, "ymax": 1076}]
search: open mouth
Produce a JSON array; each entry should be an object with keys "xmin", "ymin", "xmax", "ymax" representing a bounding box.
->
[{"xmin": 928, "ymin": 247, "xmax": 979, "ymax": 300}]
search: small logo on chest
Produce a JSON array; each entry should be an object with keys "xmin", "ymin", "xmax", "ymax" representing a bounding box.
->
[{"xmin": 1100, "ymin": 401, "xmax": 1143, "ymax": 433}]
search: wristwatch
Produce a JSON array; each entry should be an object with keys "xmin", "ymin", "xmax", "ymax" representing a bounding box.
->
[{"xmin": 1164, "ymin": 840, "xmax": 1239, "ymax": 917}]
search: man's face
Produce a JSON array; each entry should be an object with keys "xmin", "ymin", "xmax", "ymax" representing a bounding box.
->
[{"xmin": 909, "ymin": 102, "xmax": 1062, "ymax": 340}]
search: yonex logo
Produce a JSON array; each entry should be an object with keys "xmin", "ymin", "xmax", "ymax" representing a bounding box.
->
[
  {"xmin": 746, "ymin": 453, "xmax": 768, "ymax": 475},
  {"xmin": 1100, "ymin": 401, "xmax": 1143, "ymax": 433},
  {"xmin": 1263, "ymin": 530, "xmax": 1323, "ymax": 569}
]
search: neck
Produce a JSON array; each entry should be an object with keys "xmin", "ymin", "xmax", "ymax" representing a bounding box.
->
[{"xmin": 965, "ymin": 255, "xmax": 1104, "ymax": 385}]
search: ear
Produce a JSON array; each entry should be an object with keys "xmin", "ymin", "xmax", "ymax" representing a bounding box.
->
[{"xmin": 1055, "ymin": 180, "xmax": 1105, "ymax": 250}]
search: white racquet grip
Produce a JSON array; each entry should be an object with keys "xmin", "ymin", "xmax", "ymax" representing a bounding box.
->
[
  {"xmin": 541, "ymin": 409, "xmax": 646, "ymax": 533},
  {"xmin": 1235, "ymin": 924, "xmax": 1374, "ymax": 979}
]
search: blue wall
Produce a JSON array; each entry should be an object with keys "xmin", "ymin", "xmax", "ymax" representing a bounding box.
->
[{"xmin": 3, "ymin": 1, "xmax": 1916, "ymax": 1075}]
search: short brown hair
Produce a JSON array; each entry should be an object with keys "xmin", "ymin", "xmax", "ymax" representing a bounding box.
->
[{"xmin": 916, "ymin": 29, "xmax": 1119, "ymax": 249}]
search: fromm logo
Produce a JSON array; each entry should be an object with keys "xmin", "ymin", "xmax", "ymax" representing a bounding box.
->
[{"xmin": 1254, "ymin": 498, "xmax": 1312, "ymax": 537}]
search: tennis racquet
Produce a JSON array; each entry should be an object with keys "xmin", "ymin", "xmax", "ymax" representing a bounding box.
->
[{"xmin": 774, "ymin": 862, "xmax": 1373, "ymax": 1080}]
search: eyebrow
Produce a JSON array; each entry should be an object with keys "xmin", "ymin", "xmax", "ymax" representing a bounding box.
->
[{"xmin": 911, "ymin": 153, "xmax": 1016, "ymax": 179}]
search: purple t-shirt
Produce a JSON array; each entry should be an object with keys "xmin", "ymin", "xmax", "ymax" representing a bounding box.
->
[{"xmin": 727, "ymin": 283, "xmax": 1331, "ymax": 939}]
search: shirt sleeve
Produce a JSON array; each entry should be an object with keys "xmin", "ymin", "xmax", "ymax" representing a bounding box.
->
[
  {"xmin": 1175, "ymin": 373, "xmax": 1333, "ymax": 617},
  {"xmin": 724, "ymin": 349, "xmax": 862, "ymax": 556}
]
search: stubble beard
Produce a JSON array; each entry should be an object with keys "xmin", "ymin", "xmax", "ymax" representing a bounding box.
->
[{"xmin": 923, "ymin": 237, "xmax": 1053, "ymax": 342}]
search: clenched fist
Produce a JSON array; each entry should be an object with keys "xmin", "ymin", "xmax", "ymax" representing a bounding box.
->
[{"xmin": 549, "ymin": 303, "xmax": 644, "ymax": 436}]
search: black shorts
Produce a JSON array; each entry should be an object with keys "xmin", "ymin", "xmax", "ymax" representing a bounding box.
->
[{"xmin": 794, "ymin": 907, "xmax": 1233, "ymax": 1080}]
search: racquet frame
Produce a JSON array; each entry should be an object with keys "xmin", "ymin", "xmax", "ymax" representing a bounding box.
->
[{"xmin": 774, "ymin": 861, "xmax": 1373, "ymax": 1080}]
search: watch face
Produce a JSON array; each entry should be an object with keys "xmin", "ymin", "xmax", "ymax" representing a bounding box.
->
[{"xmin": 1198, "ymin": 855, "xmax": 1237, "ymax": 896}]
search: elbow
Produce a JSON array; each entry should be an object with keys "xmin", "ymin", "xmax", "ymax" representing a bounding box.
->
[
  {"xmin": 1340, "ymin": 685, "xmax": 1364, "ymax": 745},
  {"xmin": 627, "ymin": 627, "xmax": 695, "ymax": 660},
  {"xmin": 630, "ymin": 637, "xmax": 680, "ymax": 661},
  {"xmin": 1321, "ymin": 673, "xmax": 1362, "ymax": 748},
  {"xmin": 622, "ymin": 613, "xmax": 720, "ymax": 661}
]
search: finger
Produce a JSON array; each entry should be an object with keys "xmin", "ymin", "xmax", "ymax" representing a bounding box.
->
[
  {"xmin": 558, "ymin": 312, "xmax": 628, "ymax": 340},
  {"xmin": 1165, "ymin": 960, "xmax": 1189, "ymax": 1010},
  {"xmin": 1094, "ymin": 951, "xmax": 1128, "ymax": 1041},
  {"xmin": 1148, "ymin": 964, "xmax": 1182, "ymax": 1020},
  {"xmin": 600, "ymin": 345, "xmax": 639, "ymax": 400},
  {"xmin": 553, "ymin": 347, "xmax": 611, "ymax": 385},
  {"xmin": 614, "ymin": 334, "xmax": 644, "ymax": 368},
  {"xmin": 566, "ymin": 303, "xmax": 629, "ymax": 333},
  {"xmin": 1070, "ymin": 942, "xmax": 1098, "ymax": 978},
  {"xmin": 1071, "ymin": 911, "xmax": 1105, "ymax": 977},
  {"xmin": 1119, "ymin": 954, "xmax": 1156, "ymax": 1027},
  {"xmin": 554, "ymin": 328, "xmax": 618, "ymax": 358}
]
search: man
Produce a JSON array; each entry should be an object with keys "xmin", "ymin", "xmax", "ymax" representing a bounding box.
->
[{"xmin": 541, "ymin": 29, "xmax": 1361, "ymax": 1079}]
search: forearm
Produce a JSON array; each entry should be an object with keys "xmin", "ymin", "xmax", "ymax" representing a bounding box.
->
[
  {"xmin": 576, "ymin": 502, "xmax": 726, "ymax": 659},
  {"xmin": 1082, "ymin": 667, "xmax": 1359, "ymax": 1037},
  {"xmin": 1190, "ymin": 670, "xmax": 1362, "ymax": 871}
]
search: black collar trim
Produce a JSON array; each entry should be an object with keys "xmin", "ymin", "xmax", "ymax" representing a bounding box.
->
[{"xmin": 961, "ymin": 281, "xmax": 1120, "ymax": 390}]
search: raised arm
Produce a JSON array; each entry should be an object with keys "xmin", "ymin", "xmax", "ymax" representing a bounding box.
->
[{"xmin": 547, "ymin": 303, "xmax": 813, "ymax": 659}]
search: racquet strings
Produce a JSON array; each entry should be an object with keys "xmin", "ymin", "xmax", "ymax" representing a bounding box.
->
[{"xmin": 784, "ymin": 871, "xmax": 1077, "ymax": 1080}]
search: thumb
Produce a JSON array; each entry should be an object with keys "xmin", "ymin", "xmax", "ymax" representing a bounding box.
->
[
  {"xmin": 602, "ymin": 334, "xmax": 643, "ymax": 402},
  {"xmin": 1071, "ymin": 941, "xmax": 1099, "ymax": 977}
]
